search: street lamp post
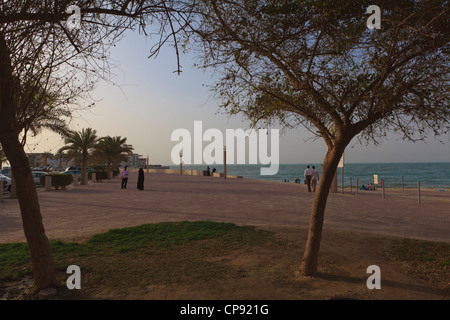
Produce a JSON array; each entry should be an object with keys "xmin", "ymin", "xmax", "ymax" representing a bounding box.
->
[
  {"xmin": 223, "ymin": 146, "xmax": 227, "ymax": 179},
  {"xmin": 179, "ymin": 151, "xmax": 183, "ymax": 175}
]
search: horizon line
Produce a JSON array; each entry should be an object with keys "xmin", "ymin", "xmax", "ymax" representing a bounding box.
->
[{"xmin": 160, "ymin": 161, "xmax": 450, "ymax": 166}]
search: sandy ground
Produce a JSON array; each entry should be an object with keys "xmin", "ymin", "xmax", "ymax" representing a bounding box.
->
[{"xmin": 0, "ymin": 173, "xmax": 449, "ymax": 300}]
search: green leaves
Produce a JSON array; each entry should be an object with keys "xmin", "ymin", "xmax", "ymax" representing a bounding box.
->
[
  {"xmin": 95, "ymin": 135, "xmax": 134, "ymax": 167},
  {"xmin": 63, "ymin": 128, "xmax": 98, "ymax": 155}
]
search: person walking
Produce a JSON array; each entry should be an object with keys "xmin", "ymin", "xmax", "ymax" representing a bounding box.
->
[
  {"xmin": 304, "ymin": 165, "xmax": 313, "ymax": 192},
  {"xmin": 121, "ymin": 166, "xmax": 129, "ymax": 189},
  {"xmin": 137, "ymin": 168, "xmax": 144, "ymax": 190},
  {"xmin": 311, "ymin": 166, "xmax": 320, "ymax": 192}
]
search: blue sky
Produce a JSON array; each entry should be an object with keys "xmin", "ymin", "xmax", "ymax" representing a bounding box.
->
[{"xmin": 25, "ymin": 30, "xmax": 450, "ymax": 166}]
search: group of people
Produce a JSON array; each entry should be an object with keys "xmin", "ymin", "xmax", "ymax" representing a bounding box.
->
[
  {"xmin": 303, "ymin": 165, "xmax": 320, "ymax": 192},
  {"xmin": 120, "ymin": 164, "xmax": 320, "ymax": 192},
  {"xmin": 206, "ymin": 166, "xmax": 217, "ymax": 176},
  {"xmin": 120, "ymin": 166, "xmax": 145, "ymax": 191},
  {"xmin": 121, "ymin": 164, "xmax": 221, "ymax": 190}
]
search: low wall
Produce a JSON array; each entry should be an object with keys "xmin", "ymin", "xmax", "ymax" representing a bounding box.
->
[
  {"xmin": 126, "ymin": 168, "xmax": 208, "ymax": 176},
  {"xmin": 211, "ymin": 172, "xmax": 243, "ymax": 179},
  {"xmin": 123, "ymin": 168, "xmax": 242, "ymax": 179},
  {"xmin": 147, "ymin": 169, "xmax": 208, "ymax": 176}
]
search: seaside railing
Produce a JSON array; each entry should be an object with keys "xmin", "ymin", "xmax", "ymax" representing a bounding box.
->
[{"xmin": 337, "ymin": 175, "xmax": 445, "ymax": 204}]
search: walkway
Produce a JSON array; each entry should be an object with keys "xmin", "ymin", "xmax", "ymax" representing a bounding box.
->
[{"xmin": 0, "ymin": 173, "xmax": 448, "ymax": 243}]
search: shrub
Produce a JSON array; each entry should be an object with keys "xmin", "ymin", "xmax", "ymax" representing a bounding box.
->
[
  {"xmin": 88, "ymin": 171, "xmax": 108, "ymax": 181},
  {"xmin": 40, "ymin": 173, "xmax": 72, "ymax": 190},
  {"xmin": 88, "ymin": 166, "xmax": 120, "ymax": 180}
]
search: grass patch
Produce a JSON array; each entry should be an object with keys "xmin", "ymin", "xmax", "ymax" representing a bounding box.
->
[
  {"xmin": 87, "ymin": 221, "xmax": 268, "ymax": 249},
  {"xmin": 388, "ymin": 238, "xmax": 450, "ymax": 284},
  {"xmin": 0, "ymin": 240, "xmax": 89, "ymax": 281},
  {"xmin": 0, "ymin": 221, "xmax": 279, "ymax": 298},
  {"xmin": 0, "ymin": 243, "xmax": 31, "ymax": 280}
]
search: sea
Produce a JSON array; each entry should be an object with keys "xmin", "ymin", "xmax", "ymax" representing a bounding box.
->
[{"xmin": 169, "ymin": 162, "xmax": 450, "ymax": 189}]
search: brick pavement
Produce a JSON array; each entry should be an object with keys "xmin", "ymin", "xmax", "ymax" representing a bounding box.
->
[{"xmin": 0, "ymin": 173, "xmax": 449, "ymax": 243}]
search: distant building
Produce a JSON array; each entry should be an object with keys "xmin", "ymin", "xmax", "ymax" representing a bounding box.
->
[
  {"xmin": 120, "ymin": 153, "xmax": 147, "ymax": 168},
  {"xmin": 138, "ymin": 157, "xmax": 147, "ymax": 168},
  {"xmin": 26, "ymin": 153, "xmax": 43, "ymax": 167},
  {"xmin": 26, "ymin": 153, "xmax": 71, "ymax": 169},
  {"xmin": 120, "ymin": 153, "xmax": 168, "ymax": 169}
]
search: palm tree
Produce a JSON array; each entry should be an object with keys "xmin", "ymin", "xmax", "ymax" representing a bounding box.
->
[
  {"xmin": 40, "ymin": 151, "xmax": 54, "ymax": 167},
  {"xmin": 60, "ymin": 128, "xmax": 98, "ymax": 185},
  {"xmin": 54, "ymin": 148, "xmax": 66, "ymax": 169},
  {"xmin": 96, "ymin": 136, "xmax": 134, "ymax": 173}
]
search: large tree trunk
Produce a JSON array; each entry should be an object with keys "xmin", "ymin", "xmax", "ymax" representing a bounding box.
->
[
  {"xmin": 1, "ymin": 133, "xmax": 58, "ymax": 289},
  {"xmin": 299, "ymin": 143, "xmax": 346, "ymax": 276},
  {"xmin": 0, "ymin": 32, "xmax": 58, "ymax": 290}
]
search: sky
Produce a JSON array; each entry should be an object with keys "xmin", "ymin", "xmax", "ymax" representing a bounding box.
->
[{"xmin": 25, "ymin": 30, "xmax": 450, "ymax": 166}]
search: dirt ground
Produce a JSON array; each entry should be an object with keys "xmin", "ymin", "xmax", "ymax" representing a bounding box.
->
[{"xmin": 51, "ymin": 226, "xmax": 448, "ymax": 301}]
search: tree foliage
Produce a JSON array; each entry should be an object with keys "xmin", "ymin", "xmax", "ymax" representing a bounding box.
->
[
  {"xmin": 95, "ymin": 136, "xmax": 134, "ymax": 170},
  {"xmin": 1, "ymin": 0, "xmax": 194, "ymax": 142},
  {"xmin": 191, "ymin": 0, "xmax": 449, "ymax": 146},
  {"xmin": 0, "ymin": 1, "xmax": 194, "ymax": 289},
  {"xmin": 59, "ymin": 128, "xmax": 99, "ymax": 184},
  {"xmin": 189, "ymin": 0, "xmax": 449, "ymax": 275}
]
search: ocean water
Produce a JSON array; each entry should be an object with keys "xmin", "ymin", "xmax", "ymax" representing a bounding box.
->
[{"xmin": 170, "ymin": 162, "xmax": 450, "ymax": 189}]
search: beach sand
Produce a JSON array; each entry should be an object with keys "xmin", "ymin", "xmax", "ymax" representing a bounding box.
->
[{"xmin": 0, "ymin": 173, "xmax": 449, "ymax": 299}]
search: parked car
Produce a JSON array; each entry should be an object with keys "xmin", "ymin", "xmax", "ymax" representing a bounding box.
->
[
  {"xmin": 0, "ymin": 173, "xmax": 11, "ymax": 193},
  {"xmin": 32, "ymin": 171, "xmax": 48, "ymax": 185},
  {"xmin": 62, "ymin": 170, "xmax": 82, "ymax": 181},
  {"xmin": 63, "ymin": 170, "xmax": 82, "ymax": 175},
  {"xmin": 64, "ymin": 167, "xmax": 93, "ymax": 172}
]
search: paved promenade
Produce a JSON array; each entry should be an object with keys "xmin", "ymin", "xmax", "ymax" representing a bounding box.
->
[{"xmin": 0, "ymin": 173, "xmax": 449, "ymax": 243}]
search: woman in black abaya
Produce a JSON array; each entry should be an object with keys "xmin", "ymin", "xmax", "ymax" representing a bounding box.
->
[{"xmin": 137, "ymin": 168, "xmax": 144, "ymax": 190}]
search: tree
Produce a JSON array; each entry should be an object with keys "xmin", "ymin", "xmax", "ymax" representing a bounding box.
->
[
  {"xmin": 0, "ymin": 0, "xmax": 193, "ymax": 290},
  {"xmin": 95, "ymin": 136, "xmax": 134, "ymax": 172},
  {"xmin": 39, "ymin": 151, "xmax": 54, "ymax": 167},
  {"xmin": 12, "ymin": 74, "xmax": 74, "ymax": 147},
  {"xmin": 190, "ymin": 0, "xmax": 449, "ymax": 275},
  {"xmin": 54, "ymin": 148, "xmax": 66, "ymax": 169},
  {"xmin": 60, "ymin": 128, "xmax": 99, "ymax": 185}
]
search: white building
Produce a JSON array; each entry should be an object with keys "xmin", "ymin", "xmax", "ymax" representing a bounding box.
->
[{"xmin": 120, "ymin": 154, "xmax": 147, "ymax": 168}]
